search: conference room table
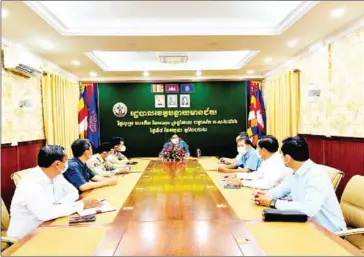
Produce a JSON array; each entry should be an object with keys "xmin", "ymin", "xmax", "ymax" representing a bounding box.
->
[{"xmin": 3, "ymin": 157, "xmax": 362, "ymax": 256}]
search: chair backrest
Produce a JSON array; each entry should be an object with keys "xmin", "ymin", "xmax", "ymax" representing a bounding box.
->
[
  {"xmin": 340, "ymin": 175, "xmax": 364, "ymax": 229},
  {"xmin": 1, "ymin": 198, "xmax": 10, "ymax": 231},
  {"xmin": 318, "ymin": 164, "xmax": 344, "ymax": 191},
  {"xmin": 11, "ymin": 168, "xmax": 33, "ymax": 186}
]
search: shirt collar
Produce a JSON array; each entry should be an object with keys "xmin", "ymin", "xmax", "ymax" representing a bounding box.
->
[
  {"xmin": 263, "ymin": 152, "xmax": 279, "ymax": 164},
  {"xmin": 34, "ymin": 166, "xmax": 53, "ymax": 184},
  {"xmin": 295, "ymin": 159, "xmax": 314, "ymax": 176},
  {"xmin": 72, "ymin": 157, "xmax": 87, "ymax": 167},
  {"xmin": 244, "ymin": 147, "xmax": 255, "ymax": 158}
]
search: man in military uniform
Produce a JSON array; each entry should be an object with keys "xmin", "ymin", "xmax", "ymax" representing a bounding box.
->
[
  {"xmin": 106, "ymin": 137, "xmax": 129, "ymax": 167},
  {"xmin": 87, "ymin": 142, "xmax": 129, "ymax": 177}
]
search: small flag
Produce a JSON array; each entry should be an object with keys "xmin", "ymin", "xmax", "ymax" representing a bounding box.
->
[
  {"xmin": 181, "ymin": 84, "xmax": 194, "ymax": 93},
  {"xmin": 165, "ymin": 84, "xmax": 179, "ymax": 93},
  {"xmin": 151, "ymin": 84, "xmax": 164, "ymax": 93}
]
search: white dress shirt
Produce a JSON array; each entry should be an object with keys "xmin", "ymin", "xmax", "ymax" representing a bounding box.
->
[
  {"xmin": 268, "ymin": 160, "xmax": 346, "ymax": 232},
  {"xmin": 7, "ymin": 166, "xmax": 84, "ymax": 238},
  {"xmin": 237, "ymin": 152, "xmax": 291, "ymax": 189}
]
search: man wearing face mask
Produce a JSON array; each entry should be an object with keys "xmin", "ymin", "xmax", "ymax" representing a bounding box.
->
[
  {"xmin": 63, "ymin": 139, "xmax": 118, "ymax": 192},
  {"xmin": 218, "ymin": 136, "xmax": 261, "ymax": 173},
  {"xmin": 220, "ymin": 132, "xmax": 248, "ymax": 165},
  {"xmin": 225, "ymin": 135, "xmax": 290, "ymax": 189},
  {"xmin": 106, "ymin": 137, "xmax": 129, "ymax": 167},
  {"xmin": 87, "ymin": 142, "xmax": 130, "ymax": 177},
  {"xmin": 159, "ymin": 134, "xmax": 190, "ymax": 158},
  {"xmin": 253, "ymin": 136, "xmax": 346, "ymax": 233},
  {"xmin": 7, "ymin": 145, "xmax": 101, "ymax": 239}
]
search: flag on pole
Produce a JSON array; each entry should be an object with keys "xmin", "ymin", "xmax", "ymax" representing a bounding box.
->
[
  {"xmin": 78, "ymin": 86, "xmax": 88, "ymax": 139},
  {"xmin": 247, "ymin": 81, "xmax": 266, "ymax": 146},
  {"xmin": 85, "ymin": 84, "xmax": 100, "ymax": 148}
]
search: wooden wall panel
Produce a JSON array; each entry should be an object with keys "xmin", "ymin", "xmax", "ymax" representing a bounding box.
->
[
  {"xmin": 18, "ymin": 143, "xmax": 43, "ymax": 170},
  {"xmin": 305, "ymin": 136, "xmax": 324, "ymax": 164},
  {"xmin": 1, "ymin": 147, "xmax": 19, "ymax": 210},
  {"xmin": 301, "ymin": 135, "xmax": 364, "ymax": 199},
  {"xmin": 1, "ymin": 140, "xmax": 45, "ymax": 209}
]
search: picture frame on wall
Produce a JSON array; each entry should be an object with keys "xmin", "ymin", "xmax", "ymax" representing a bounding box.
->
[
  {"xmin": 180, "ymin": 94, "xmax": 190, "ymax": 108},
  {"xmin": 155, "ymin": 95, "xmax": 165, "ymax": 108},
  {"xmin": 167, "ymin": 94, "xmax": 178, "ymax": 108}
]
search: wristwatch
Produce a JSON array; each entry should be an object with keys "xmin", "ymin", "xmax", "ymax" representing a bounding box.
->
[{"xmin": 270, "ymin": 198, "xmax": 277, "ymax": 209}]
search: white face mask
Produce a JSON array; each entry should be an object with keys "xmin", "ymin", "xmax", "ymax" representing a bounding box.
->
[
  {"xmin": 171, "ymin": 139, "xmax": 179, "ymax": 144},
  {"xmin": 57, "ymin": 161, "xmax": 68, "ymax": 174},
  {"xmin": 237, "ymin": 146, "xmax": 248, "ymax": 155},
  {"xmin": 120, "ymin": 145, "xmax": 126, "ymax": 152}
]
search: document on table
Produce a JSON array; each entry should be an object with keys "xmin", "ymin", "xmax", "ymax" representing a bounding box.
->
[{"xmin": 77, "ymin": 199, "xmax": 116, "ymax": 216}]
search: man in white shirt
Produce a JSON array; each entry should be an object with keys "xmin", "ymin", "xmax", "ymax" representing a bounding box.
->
[
  {"xmin": 7, "ymin": 145, "xmax": 101, "ymax": 239},
  {"xmin": 226, "ymin": 135, "xmax": 290, "ymax": 189},
  {"xmin": 253, "ymin": 136, "xmax": 346, "ymax": 232}
]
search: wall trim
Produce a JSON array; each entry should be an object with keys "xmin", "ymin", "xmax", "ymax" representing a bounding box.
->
[
  {"xmin": 299, "ymin": 134, "xmax": 364, "ymax": 143},
  {"xmin": 1, "ymin": 139, "xmax": 46, "ymax": 148}
]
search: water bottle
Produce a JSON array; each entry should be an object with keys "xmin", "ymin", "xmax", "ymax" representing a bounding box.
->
[{"xmin": 196, "ymin": 149, "xmax": 201, "ymax": 158}]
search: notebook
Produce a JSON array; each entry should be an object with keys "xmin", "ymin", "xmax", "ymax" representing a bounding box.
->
[{"xmin": 77, "ymin": 199, "xmax": 116, "ymax": 216}]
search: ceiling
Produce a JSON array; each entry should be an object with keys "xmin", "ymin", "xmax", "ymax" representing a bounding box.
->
[{"xmin": 2, "ymin": 1, "xmax": 364, "ymax": 82}]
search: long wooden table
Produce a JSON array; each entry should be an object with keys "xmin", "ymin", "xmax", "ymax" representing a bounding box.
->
[{"xmin": 3, "ymin": 158, "xmax": 362, "ymax": 256}]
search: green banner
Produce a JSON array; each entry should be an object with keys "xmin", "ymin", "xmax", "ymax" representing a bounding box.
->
[{"xmin": 98, "ymin": 81, "xmax": 248, "ymax": 157}]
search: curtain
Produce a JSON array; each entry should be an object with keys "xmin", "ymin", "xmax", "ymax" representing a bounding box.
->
[
  {"xmin": 42, "ymin": 73, "xmax": 79, "ymax": 157},
  {"xmin": 263, "ymin": 70, "xmax": 300, "ymax": 144}
]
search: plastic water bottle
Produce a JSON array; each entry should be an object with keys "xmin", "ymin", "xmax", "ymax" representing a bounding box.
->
[{"xmin": 196, "ymin": 149, "xmax": 201, "ymax": 158}]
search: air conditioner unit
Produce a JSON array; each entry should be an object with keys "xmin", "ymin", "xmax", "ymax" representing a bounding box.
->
[
  {"xmin": 158, "ymin": 52, "xmax": 188, "ymax": 64},
  {"xmin": 3, "ymin": 47, "xmax": 43, "ymax": 78}
]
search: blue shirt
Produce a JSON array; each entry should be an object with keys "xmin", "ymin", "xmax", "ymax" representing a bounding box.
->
[
  {"xmin": 160, "ymin": 140, "xmax": 190, "ymax": 155},
  {"xmin": 268, "ymin": 160, "xmax": 346, "ymax": 232},
  {"xmin": 237, "ymin": 148, "xmax": 261, "ymax": 171},
  {"xmin": 63, "ymin": 157, "xmax": 95, "ymax": 190}
]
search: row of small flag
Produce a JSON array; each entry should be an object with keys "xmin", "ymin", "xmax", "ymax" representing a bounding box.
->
[{"xmin": 151, "ymin": 83, "xmax": 194, "ymax": 93}]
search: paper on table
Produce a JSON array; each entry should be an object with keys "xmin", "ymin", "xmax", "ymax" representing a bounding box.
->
[{"xmin": 77, "ymin": 200, "xmax": 116, "ymax": 216}]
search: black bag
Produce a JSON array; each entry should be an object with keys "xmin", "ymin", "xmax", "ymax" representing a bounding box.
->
[{"xmin": 262, "ymin": 208, "xmax": 308, "ymax": 222}]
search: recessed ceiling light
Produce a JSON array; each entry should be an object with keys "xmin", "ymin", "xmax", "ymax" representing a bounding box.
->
[
  {"xmin": 71, "ymin": 60, "xmax": 80, "ymax": 66},
  {"xmin": 287, "ymin": 40, "xmax": 298, "ymax": 47},
  {"xmin": 89, "ymin": 71, "xmax": 97, "ymax": 77},
  {"xmin": 247, "ymin": 70, "xmax": 255, "ymax": 75},
  {"xmin": 2, "ymin": 9, "xmax": 9, "ymax": 19},
  {"xmin": 331, "ymin": 8, "xmax": 345, "ymax": 17},
  {"xmin": 264, "ymin": 57, "xmax": 272, "ymax": 63},
  {"xmin": 196, "ymin": 70, "xmax": 202, "ymax": 77},
  {"xmin": 143, "ymin": 71, "xmax": 150, "ymax": 77}
]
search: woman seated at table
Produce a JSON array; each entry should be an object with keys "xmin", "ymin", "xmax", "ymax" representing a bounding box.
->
[{"xmin": 159, "ymin": 134, "xmax": 190, "ymax": 159}]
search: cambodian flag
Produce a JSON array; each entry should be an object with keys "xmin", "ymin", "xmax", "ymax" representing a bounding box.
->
[
  {"xmin": 85, "ymin": 83, "xmax": 100, "ymax": 148},
  {"xmin": 165, "ymin": 84, "xmax": 179, "ymax": 93}
]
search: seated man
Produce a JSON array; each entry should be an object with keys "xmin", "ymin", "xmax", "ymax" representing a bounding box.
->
[
  {"xmin": 253, "ymin": 136, "xmax": 346, "ymax": 232},
  {"xmin": 63, "ymin": 139, "xmax": 118, "ymax": 192},
  {"xmin": 106, "ymin": 137, "xmax": 129, "ymax": 167},
  {"xmin": 226, "ymin": 135, "xmax": 290, "ymax": 189},
  {"xmin": 7, "ymin": 145, "xmax": 101, "ymax": 238},
  {"xmin": 218, "ymin": 136, "xmax": 261, "ymax": 173},
  {"xmin": 87, "ymin": 142, "xmax": 130, "ymax": 177},
  {"xmin": 159, "ymin": 134, "xmax": 190, "ymax": 158},
  {"xmin": 220, "ymin": 132, "xmax": 248, "ymax": 165}
]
